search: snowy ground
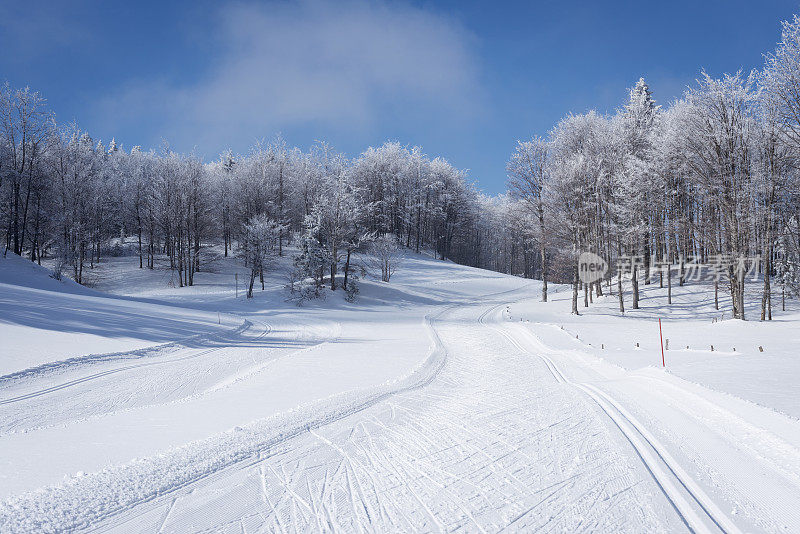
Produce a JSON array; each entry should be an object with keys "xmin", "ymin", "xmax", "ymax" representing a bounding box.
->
[
  {"xmin": 512, "ymin": 277, "xmax": 800, "ymax": 418},
  {"xmin": 1, "ymin": 250, "xmax": 799, "ymax": 532}
]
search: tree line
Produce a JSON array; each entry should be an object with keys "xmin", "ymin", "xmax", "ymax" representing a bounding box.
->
[
  {"xmin": 9, "ymin": 13, "xmax": 800, "ymax": 316},
  {"xmin": 0, "ymin": 93, "xmax": 538, "ymax": 295},
  {"xmin": 508, "ymin": 14, "xmax": 800, "ymax": 321}
]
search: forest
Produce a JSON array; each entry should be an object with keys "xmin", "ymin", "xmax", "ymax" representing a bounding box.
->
[
  {"xmin": 4, "ymin": 14, "xmax": 800, "ymax": 320},
  {"xmin": 0, "ymin": 98, "xmax": 532, "ymax": 300},
  {"xmin": 504, "ymin": 14, "xmax": 800, "ymax": 320}
]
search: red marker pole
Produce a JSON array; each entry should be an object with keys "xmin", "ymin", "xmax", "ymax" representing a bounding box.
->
[{"xmin": 659, "ymin": 318, "xmax": 665, "ymax": 367}]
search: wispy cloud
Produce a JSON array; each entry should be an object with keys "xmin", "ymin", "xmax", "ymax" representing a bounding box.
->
[
  {"xmin": 96, "ymin": 0, "xmax": 482, "ymax": 156},
  {"xmin": 0, "ymin": 2, "xmax": 88, "ymax": 64}
]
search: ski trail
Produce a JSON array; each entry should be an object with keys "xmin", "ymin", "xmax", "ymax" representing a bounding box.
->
[
  {"xmin": 0, "ymin": 320, "xmax": 265, "ymax": 405},
  {"xmin": 155, "ymin": 497, "xmax": 177, "ymax": 534},
  {"xmin": 131, "ymin": 294, "xmax": 670, "ymax": 532},
  {"xmin": 486, "ymin": 313, "xmax": 741, "ymax": 534},
  {"xmin": 578, "ymin": 383, "xmax": 740, "ymax": 534},
  {"xmin": 259, "ymin": 465, "xmax": 287, "ymax": 534},
  {"xmin": 3, "ymin": 288, "xmax": 675, "ymax": 533}
]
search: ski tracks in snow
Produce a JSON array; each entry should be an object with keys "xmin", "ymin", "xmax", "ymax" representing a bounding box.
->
[
  {"xmin": 78, "ymin": 297, "xmax": 676, "ymax": 533},
  {"xmin": 482, "ymin": 313, "xmax": 739, "ymax": 533},
  {"xmin": 0, "ymin": 318, "xmax": 277, "ymax": 433},
  {"xmin": 0, "ymin": 313, "xmax": 348, "ymax": 434},
  {"xmin": 6, "ymin": 290, "xmax": 787, "ymax": 533},
  {"xmin": 0, "ymin": 303, "xmax": 456, "ymax": 532},
  {"xmin": 0, "ymin": 320, "xmax": 263, "ymax": 405},
  {"xmin": 501, "ymin": 313, "xmax": 800, "ymax": 533},
  {"xmin": 0, "ymin": 318, "xmax": 253, "ymax": 394}
]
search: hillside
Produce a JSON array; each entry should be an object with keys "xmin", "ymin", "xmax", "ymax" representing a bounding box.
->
[{"xmin": 1, "ymin": 251, "xmax": 799, "ymax": 533}]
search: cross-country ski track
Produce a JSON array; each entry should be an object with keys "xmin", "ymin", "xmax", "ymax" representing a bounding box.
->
[
  {"xmin": 2, "ymin": 255, "xmax": 800, "ymax": 533},
  {"xmin": 0, "ymin": 319, "xmax": 269, "ymax": 406}
]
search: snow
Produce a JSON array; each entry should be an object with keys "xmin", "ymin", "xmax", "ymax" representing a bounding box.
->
[
  {"xmin": 510, "ymin": 278, "xmax": 800, "ymax": 419},
  {"xmin": 0, "ymin": 253, "xmax": 240, "ymax": 376},
  {"xmin": 1, "ymin": 251, "xmax": 800, "ymax": 532}
]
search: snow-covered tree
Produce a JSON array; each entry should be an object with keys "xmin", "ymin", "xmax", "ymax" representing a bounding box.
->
[
  {"xmin": 368, "ymin": 234, "xmax": 402, "ymax": 282},
  {"xmin": 507, "ymin": 137, "xmax": 550, "ymax": 301},
  {"xmin": 241, "ymin": 214, "xmax": 282, "ymax": 298}
]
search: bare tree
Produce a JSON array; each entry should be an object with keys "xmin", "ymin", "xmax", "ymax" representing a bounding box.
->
[
  {"xmin": 507, "ymin": 137, "xmax": 550, "ymax": 301},
  {"xmin": 369, "ymin": 234, "xmax": 402, "ymax": 282}
]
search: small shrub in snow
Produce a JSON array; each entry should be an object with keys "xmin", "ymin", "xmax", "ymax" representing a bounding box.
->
[
  {"xmin": 287, "ymin": 278, "xmax": 325, "ymax": 306},
  {"xmin": 109, "ymin": 242, "xmax": 125, "ymax": 257},
  {"xmin": 51, "ymin": 260, "xmax": 64, "ymax": 281},
  {"xmin": 345, "ymin": 277, "xmax": 360, "ymax": 302}
]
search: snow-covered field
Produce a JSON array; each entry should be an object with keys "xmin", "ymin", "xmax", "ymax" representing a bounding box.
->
[{"xmin": 1, "ymin": 251, "xmax": 799, "ymax": 533}]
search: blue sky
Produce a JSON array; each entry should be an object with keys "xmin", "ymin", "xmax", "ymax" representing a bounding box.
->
[{"xmin": 1, "ymin": 0, "xmax": 797, "ymax": 193}]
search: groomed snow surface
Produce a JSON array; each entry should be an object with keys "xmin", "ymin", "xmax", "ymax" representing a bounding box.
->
[{"xmin": 1, "ymin": 249, "xmax": 799, "ymax": 533}]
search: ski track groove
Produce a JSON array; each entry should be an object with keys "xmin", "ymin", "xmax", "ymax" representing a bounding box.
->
[
  {"xmin": 0, "ymin": 319, "xmax": 349, "ymax": 436},
  {"xmin": 485, "ymin": 310, "xmax": 740, "ymax": 534},
  {"xmin": 84, "ymin": 287, "xmax": 511, "ymax": 532},
  {"xmin": 2, "ymin": 285, "xmax": 688, "ymax": 533},
  {"xmin": 0, "ymin": 317, "xmax": 252, "ymax": 389},
  {"xmin": 0, "ymin": 319, "xmax": 269, "ymax": 406}
]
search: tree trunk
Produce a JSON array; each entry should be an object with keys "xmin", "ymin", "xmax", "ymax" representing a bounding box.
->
[
  {"xmin": 138, "ymin": 227, "xmax": 143, "ymax": 269},
  {"xmin": 247, "ymin": 268, "xmax": 255, "ymax": 298},
  {"xmin": 667, "ymin": 261, "xmax": 672, "ymax": 305},
  {"xmin": 12, "ymin": 181, "xmax": 20, "ymax": 255},
  {"xmin": 643, "ymin": 231, "xmax": 650, "ymax": 285},
  {"xmin": 572, "ymin": 262, "xmax": 579, "ymax": 315},
  {"xmin": 343, "ymin": 250, "xmax": 352, "ymax": 291},
  {"xmin": 739, "ymin": 269, "xmax": 746, "ymax": 321},
  {"xmin": 728, "ymin": 266, "xmax": 739, "ymax": 319},
  {"xmin": 30, "ymin": 194, "xmax": 41, "ymax": 263},
  {"xmin": 539, "ymin": 206, "xmax": 547, "ymax": 302},
  {"xmin": 78, "ymin": 242, "xmax": 85, "ymax": 284},
  {"xmin": 415, "ymin": 205, "xmax": 421, "ymax": 253},
  {"xmin": 278, "ymin": 165, "xmax": 284, "ymax": 257},
  {"xmin": 761, "ymin": 252, "xmax": 771, "ymax": 321},
  {"xmin": 20, "ymin": 173, "xmax": 33, "ymax": 257}
]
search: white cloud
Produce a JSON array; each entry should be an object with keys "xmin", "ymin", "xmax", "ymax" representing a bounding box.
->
[{"xmin": 98, "ymin": 0, "xmax": 481, "ymax": 155}]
